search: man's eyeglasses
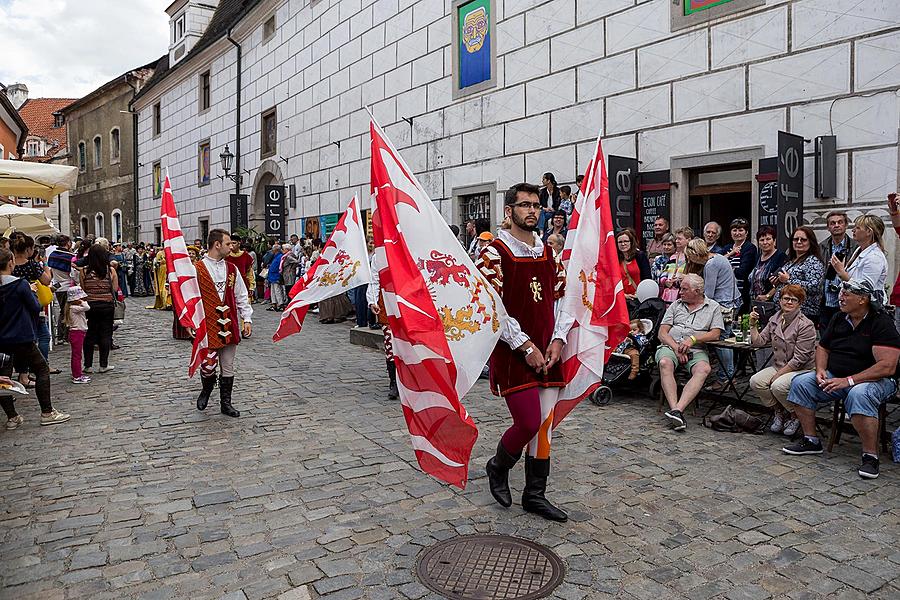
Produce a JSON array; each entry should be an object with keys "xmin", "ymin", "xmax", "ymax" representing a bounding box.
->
[
  {"xmin": 513, "ymin": 202, "xmax": 542, "ymax": 211},
  {"xmin": 792, "ymin": 237, "xmax": 809, "ymax": 242}
]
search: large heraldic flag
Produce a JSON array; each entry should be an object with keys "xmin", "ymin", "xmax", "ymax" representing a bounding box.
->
[
  {"xmin": 555, "ymin": 134, "xmax": 631, "ymax": 424},
  {"xmin": 369, "ymin": 116, "xmax": 507, "ymax": 488},
  {"xmin": 273, "ymin": 195, "xmax": 372, "ymax": 342},
  {"xmin": 160, "ymin": 174, "xmax": 208, "ymax": 377}
]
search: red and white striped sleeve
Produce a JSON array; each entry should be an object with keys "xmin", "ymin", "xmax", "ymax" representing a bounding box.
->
[{"xmin": 476, "ymin": 245, "xmax": 503, "ymax": 296}]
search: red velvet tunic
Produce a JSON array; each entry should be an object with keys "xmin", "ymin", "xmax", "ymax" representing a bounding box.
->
[
  {"xmin": 195, "ymin": 261, "xmax": 242, "ymax": 350},
  {"xmin": 488, "ymin": 240, "xmax": 565, "ymax": 396}
]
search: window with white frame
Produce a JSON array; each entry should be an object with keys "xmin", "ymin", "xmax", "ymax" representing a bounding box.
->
[
  {"xmin": 110, "ymin": 128, "xmax": 120, "ymax": 163},
  {"xmin": 93, "ymin": 136, "xmax": 102, "ymax": 168},
  {"xmin": 112, "ymin": 209, "xmax": 123, "ymax": 242},
  {"xmin": 26, "ymin": 140, "xmax": 41, "ymax": 156},
  {"xmin": 95, "ymin": 212, "xmax": 105, "ymax": 237}
]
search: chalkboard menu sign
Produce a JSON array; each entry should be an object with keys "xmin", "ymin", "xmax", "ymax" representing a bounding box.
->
[
  {"xmin": 777, "ymin": 131, "xmax": 804, "ymax": 251},
  {"xmin": 639, "ymin": 170, "xmax": 671, "ymax": 249},
  {"xmin": 608, "ymin": 155, "xmax": 638, "ymax": 231},
  {"xmin": 756, "ymin": 157, "xmax": 777, "ymax": 233}
]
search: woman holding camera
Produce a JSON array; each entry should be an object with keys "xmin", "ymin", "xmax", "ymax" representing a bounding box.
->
[
  {"xmin": 748, "ymin": 284, "xmax": 816, "ymax": 436},
  {"xmin": 828, "ymin": 214, "xmax": 888, "ymax": 307}
]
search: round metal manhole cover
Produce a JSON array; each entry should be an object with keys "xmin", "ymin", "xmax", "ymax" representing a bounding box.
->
[{"xmin": 416, "ymin": 534, "xmax": 565, "ymax": 600}]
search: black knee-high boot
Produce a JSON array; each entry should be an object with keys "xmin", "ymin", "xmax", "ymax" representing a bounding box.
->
[
  {"xmin": 486, "ymin": 441, "xmax": 521, "ymax": 508},
  {"xmin": 219, "ymin": 376, "xmax": 240, "ymax": 417},
  {"xmin": 197, "ymin": 375, "xmax": 216, "ymax": 410},
  {"xmin": 386, "ymin": 360, "xmax": 399, "ymax": 400},
  {"xmin": 522, "ymin": 456, "xmax": 567, "ymax": 522}
]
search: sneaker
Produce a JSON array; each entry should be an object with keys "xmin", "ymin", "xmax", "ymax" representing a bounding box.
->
[
  {"xmin": 98, "ymin": 365, "xmax": 115, "ymax": 373},
  {"xmin": 6, "ymin": 415, "xmax": 24, "ymax": 430},
  {"xmin": 40, "ymin": 409, "xmax": 71, "ymax": 426},
  {"xmin": 72, "ymin": 376, "xmax": 92, "ymax": 384},
  {"xmin": 782, "ymin": 437, "xmax": 823, "ymax": 455},
  {"xmin": 83, "ymin": 367, "xmax": 93, "ymax": 374},
  {"xmin": 664, "ymin": 409, "xmax": 686, "ymax": 431},
  {"xmin": 782, "ymin": 417, "xmax": 800, "ymax": 437},
  {"xmin": 858, "ymin": 454, "xmax": 879, "ymax": 479},
  {"xmin": 769, "ymin": 414, "xmax": 785, "ymax": 434}
]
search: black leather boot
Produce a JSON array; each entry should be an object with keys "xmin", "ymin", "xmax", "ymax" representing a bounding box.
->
[
  {"xmin": 197, "ymin": 375, "xmax": 216, "ymax": 411},
  {"xmin": 219, "ymin": 376, "xmax": 240, "ymax": 417},
  {"xmin": 387, "ymin": 360, "xmax": 399, "ymax": 400},
  {"xmin": 485, "ymin": 441, "xmax": 521, "ymax": 508},
  {"xmin": 522, "ymin": 456, "xmax": 568, "ymax": 522}
]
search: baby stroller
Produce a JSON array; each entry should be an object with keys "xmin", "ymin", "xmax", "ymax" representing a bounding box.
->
[{"xmin": 589, "ymin": 282, "xmax": 667, "ymax": 406}]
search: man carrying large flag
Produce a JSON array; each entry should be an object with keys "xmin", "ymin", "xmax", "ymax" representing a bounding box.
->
[
  {"xmin": 272, "ymin": 195, "xmax": 371, "ymax": 343},
  {"xmin": 191, "ymin": 229, "xmax": 252, "ymax": 417},
  {"xmin": 369, "ymin": 116, "xmax": 506, "ymax": 489},
  {"xmin": 479, "ymin": 135, "xmax": 629, "ymax": 523}
]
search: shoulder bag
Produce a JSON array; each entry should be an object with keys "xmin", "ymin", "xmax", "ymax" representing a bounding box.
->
[{"xmin": 110, "ymin": 273, "xmax": 126, "ymax": 321}]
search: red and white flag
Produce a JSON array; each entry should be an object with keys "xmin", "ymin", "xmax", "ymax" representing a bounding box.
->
[
  {"xmin": 160, "ymin": 174, "xmax": 208, "ymax": 377},
  {"xmin": 554, "ymin": 134, "xmax": 630, "ymax": 424},
  {"xmin": 273, "ymin": 195, "xmax": 372, "ymax": 342},
  {"xmin": 369, "ymin": 117, "xmax": 506, "ymax": 488}
]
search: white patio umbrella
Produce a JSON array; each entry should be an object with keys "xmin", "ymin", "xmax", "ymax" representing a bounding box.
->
[
  {"xmin": 0, "ymin": 203, "xmax": 58, "ymax": 236},
  {"xmin": 0, "ymin": 159, "xmax": 78, "ymax": 201}
]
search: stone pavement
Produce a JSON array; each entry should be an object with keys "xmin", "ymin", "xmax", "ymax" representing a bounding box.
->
[{"xmin": 1, "ymin": 298, "xmax": 898, "ymax": 600}]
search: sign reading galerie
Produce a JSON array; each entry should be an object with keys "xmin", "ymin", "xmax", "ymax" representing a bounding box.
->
[
  {"xmin": 451, "ymin": 0, "xmax": 497, "ymax": 99},
  {"xmin": 264, "ymin": 185, "xmax": 285, "ymax": 239}
]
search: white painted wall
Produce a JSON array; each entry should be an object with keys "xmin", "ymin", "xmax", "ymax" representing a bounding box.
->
[{"xmin": 136, "ymin": 0, "xmax": 900, "ymax": 251}]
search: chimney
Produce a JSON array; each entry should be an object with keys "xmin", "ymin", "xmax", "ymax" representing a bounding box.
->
[{"xmin": 5, "ymin": 83, "xmax": 29, "ymax": 109}]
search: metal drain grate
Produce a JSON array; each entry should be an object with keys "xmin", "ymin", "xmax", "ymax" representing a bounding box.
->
[{"xmin": 416, "ymin": 534, "xmax": 565, "ymax": 599}]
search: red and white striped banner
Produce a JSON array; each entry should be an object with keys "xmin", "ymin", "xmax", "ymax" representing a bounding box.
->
[
  {"xmin": 273, "ymin": 195, "xmax": 371, "ymax": 342},
  {"xmin": 369, "ymin": 117, "xmax": 506, "ymax": 488},
  {"xmin": 160, "ymin": 174, "xmax": 207, "ymax": 376},
  {"xmin": 554, "ymin": 134, "xmax": 630, "ymax": 424}
]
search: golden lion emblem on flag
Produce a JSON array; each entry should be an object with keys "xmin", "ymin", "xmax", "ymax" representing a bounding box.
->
[
  {"xmin": 417, "ymin": 250, "xmax": 500, "ymax": 340},
  {"xmin": 318, "ymin": 249, "xmax": 360, "ymax": 288}
]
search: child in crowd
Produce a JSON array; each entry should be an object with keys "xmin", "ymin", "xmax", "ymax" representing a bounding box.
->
[
  {"xmin": 558, "ymin": 185, "xmax": 574, "ymax": 217},
  {"xmin": 614, "ymin": 319, "xmax": 649, "ymax": 380},
  {"xmin": 65, "ymin": 286, "xmax": 91, "ymax": 384}
]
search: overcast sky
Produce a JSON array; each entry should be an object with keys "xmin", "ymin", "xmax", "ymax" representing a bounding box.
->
[{"xmin": 0, "ymin": 0, "xmax": 169, "ymax": 99}]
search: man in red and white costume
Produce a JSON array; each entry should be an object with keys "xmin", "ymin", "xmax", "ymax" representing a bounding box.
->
[
  {"xmin": 477, "ymin": 183, "xmax": 575, "ymax": 522},
  {"xmin": 194, "ymin": 229, "xmax": 253, "ymax": 417}
]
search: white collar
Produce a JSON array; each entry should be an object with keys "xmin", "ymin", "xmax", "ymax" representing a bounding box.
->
[{"xmin": 497, "ymin": 228, "xmax": 543, "ymax": 256}]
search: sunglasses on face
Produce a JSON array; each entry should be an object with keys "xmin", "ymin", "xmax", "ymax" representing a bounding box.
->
[{"xmin": 792, "ymin": 237, "xmax": 808, "ymax": 242}]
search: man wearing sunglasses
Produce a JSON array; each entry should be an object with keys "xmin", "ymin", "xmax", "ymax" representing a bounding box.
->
[{"xmin": 783, "ymin": 279, "xmax": 900, "ymax": 479}]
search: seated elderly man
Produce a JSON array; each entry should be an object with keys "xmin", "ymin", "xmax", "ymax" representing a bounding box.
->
[
  {"xmin": 783, "ymin": 279, "xmax": 900, "ymax": 479},
  {"xmin": 656, "ymin": 273, "xmax": 725, "ymax": 431}
]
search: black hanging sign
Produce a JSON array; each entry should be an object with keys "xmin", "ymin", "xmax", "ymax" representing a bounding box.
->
[
  {"xmin": 777, "ymin": 131, "xmax": 804, "ymax": 251},
  {"xmin": 756, "ymin": 157, "xmax": 777, "ymax": 233},
  {"xmin": 607, "ymin": 155, "xmax": 638, "ymax": 231},
  {"xmin": 638, "ymin": 170, "xmax": 671, "ymax": 249},
  {"xmin": 229, "ymin": 194, "xmax": 249, "ymax": 232},
  {"xmin": 264, "ymin": 185, "xmax": 286, "ymax": 239}
]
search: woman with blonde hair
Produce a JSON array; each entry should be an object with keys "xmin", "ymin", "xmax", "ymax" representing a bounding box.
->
[
  {"xmin": 659, "ymin": 227, "xmax": 693, "ymax": 303},
  {"xmin": 829, "ymin": 214, "xmax": 888, "ymax": 308}
]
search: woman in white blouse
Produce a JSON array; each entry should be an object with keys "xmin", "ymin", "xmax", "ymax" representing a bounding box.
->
[{"xmin": 830, "ymin": 214, "xmax": 888, "ymax": 305}]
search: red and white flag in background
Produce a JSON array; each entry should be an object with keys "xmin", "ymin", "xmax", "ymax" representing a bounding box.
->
[
  {"xmin": 369, "ymin": 116, "xmax": 506, "ymax": 489},
  {"xmin": 160, "ymin": 174, "xmax": 208, "ymax": 377},
  {"xmin": 273, "ymin": 195, "xmax": 372, "ymax": 342},
  {"xmin": 554, "ymin": 134, "xmax": 631, "ymax": 424}
]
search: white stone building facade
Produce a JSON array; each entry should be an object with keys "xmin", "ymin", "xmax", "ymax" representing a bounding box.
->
[{"xmin": 134, "ymin": 0, "xmax": 900, "ymax": 261}]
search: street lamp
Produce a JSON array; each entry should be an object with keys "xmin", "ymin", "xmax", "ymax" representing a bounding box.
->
[{"xmin": 219, "ymin": 144, "xmax": 241, "ymax": 184}]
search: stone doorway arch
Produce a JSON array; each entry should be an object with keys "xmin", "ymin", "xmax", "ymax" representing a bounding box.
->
[{"xmin": 250, "ymin": 159, "xmax": 285, "ymax": 233}]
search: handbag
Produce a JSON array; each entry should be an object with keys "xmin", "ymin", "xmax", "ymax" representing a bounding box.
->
[
  {"xmin": 703, "ymin": 405, "xmax": 767, "ymax": 434},
  {"xmin": 34, "ymin": 282, "xmax": 53, "ymax": 307},
  {"xmin": 110, "ymin": 276, "xmax": 126, "ymax": 320}
]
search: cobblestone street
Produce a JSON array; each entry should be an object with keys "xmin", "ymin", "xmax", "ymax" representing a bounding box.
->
[{"xmin": 1, "ymin": 298, "xmax": 898, "ymax": 600}]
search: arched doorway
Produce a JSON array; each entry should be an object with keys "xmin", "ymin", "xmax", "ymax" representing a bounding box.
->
[{"xmin": 250, "ymin": 159, "xmax": 285, "ymax": 235}]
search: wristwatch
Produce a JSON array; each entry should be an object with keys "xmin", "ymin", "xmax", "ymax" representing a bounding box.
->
[
  {"xmin": 522, "ymin": 345, "xmax": 534, "ymax": 356},
  {"xmin": 847, "ymin": 376, "xmax": 855, "ymax": 387}
]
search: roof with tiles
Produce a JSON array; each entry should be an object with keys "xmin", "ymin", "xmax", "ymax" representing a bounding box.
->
[{"xmin": 18, "ymin": 97, "xmax": 76, "ymax": 159}]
